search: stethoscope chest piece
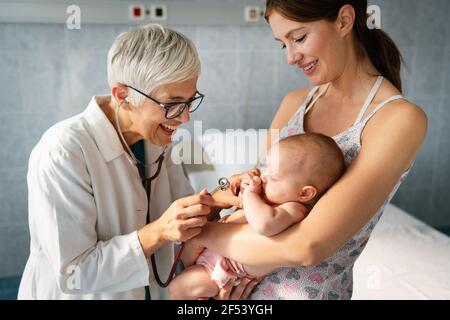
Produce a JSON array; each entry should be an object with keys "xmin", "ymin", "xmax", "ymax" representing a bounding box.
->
[{"xmin": 217, "ymin": 177, "xmax": 230, "ymax": 191}]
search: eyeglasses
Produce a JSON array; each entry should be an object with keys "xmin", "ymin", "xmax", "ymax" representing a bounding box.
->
[{"xmin": 125, "ymin": 85, "xmax": 205, "ymax": 119}]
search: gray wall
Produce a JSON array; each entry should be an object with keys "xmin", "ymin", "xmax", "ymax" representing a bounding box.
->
[{"xmin": 0, "ymin": 0, "xmax": 449, "ymax": 278}]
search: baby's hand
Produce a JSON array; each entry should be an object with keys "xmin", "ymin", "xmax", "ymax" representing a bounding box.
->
[
  {"xmin": 239, "ymin": 173, "xmax": 255, "ymax": 198},
  {"xmin": 229, "ymin": 169, "xmax": 261, "ymax": 196},
  {"xmin": 243, "ymin": 176, "xmax": 263, "ymax": 195}
]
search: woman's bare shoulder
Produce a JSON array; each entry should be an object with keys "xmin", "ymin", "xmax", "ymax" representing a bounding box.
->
[
  {"xmin": 389, "ymin": 99, "xmax": 427, "ymax": 138},
  {"xmin": 372, "ymin": 98, "xmax": 427, "ymax": 128},
  {"xmin": 282, "ymin": 87, "xmax": 311, "ymax": 106},
  {"xmin": 271, "ymin": 88, "xmax": 311, "ymax": 130},
  {"xmin": 364, "ymin": 98, "xmax": 428, "ymax": 149},
  {"xmin": 375, "ymin": 80, "xmax": 427, "ymax": 126}
]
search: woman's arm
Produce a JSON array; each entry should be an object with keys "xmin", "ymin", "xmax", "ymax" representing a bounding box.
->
[
  {"xmin": 194, "ymin": 101, "xmax": 427, "ymax": 268},
  {"xmin": 33, "ymin": 145, "xmax": 151, "ymax": 294}
]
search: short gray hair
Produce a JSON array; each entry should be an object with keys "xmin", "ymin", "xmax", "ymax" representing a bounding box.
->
[{"xmin": 107, "ymin": 24, "xmax": 201, "ymax": 106}]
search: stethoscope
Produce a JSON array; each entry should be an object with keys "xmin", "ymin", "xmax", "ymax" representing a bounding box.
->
[
  {"xmin": 115, "ymin": 99, "xmax": 231, "ymax": 288},
  {"xmin": 149, "ymin": 176, "xmax": 231, "ymax": 288}
]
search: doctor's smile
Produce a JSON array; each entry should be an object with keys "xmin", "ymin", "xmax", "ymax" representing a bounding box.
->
[
  {"xmin": 100, "ymin": 78, "xmax": 203, "ymax": 149},
  {"xmin": 8, "ymin": 0, "xmax": 449, "ymax": 304}
]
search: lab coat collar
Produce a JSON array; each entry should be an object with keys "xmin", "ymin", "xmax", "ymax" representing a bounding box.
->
[{"xmin": 84, "ymin": 96, "xmax": 126, "ymax": 162}]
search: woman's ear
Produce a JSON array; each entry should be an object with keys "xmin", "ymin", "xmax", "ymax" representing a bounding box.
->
[
  {"xmin": 336, "ymin": 4, "xmax": 356, "ymax": 38},
  {"xmin": 111, "ymin": 84, "xmax": 133, "ymax": 110},
  {"xmin": 298, "ymin": 186, "xmax": 318, "ymax": 203}
]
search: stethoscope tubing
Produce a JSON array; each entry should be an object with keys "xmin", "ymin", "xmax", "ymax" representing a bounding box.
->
[
  {"xmin": 149, "ymin": 178, "xmax": 230, "ymax": 288},
  {"xmin": 115, "ymin": 99, "xmax": 254, "ymax": 290}
]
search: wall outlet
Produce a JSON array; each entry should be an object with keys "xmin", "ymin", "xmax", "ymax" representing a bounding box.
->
[
  {"xmin": 244, "ymin": 6, "xmax": 261, "ymax": 22},
  {"xmin": 151, "ymin": 5, "xmax": 167, "ymax": 21},
  {"xmin": 129, "ymin": 5, "xmax": 145, "ymax": 21}
]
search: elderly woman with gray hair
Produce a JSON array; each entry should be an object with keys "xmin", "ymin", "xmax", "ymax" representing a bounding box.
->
[{"xmin": 18, "ymin": 24, "xmax": 256, "ymax": 300}]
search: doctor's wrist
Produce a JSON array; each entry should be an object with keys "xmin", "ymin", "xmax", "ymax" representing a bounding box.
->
[{"xmin": 137, "ymin": 221, "xmax": 167, "ymax": 257}]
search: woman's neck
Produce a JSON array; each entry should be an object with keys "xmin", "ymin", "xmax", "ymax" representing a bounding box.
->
[
  {"xmin": 327, "ymin": 50, "xmax": 380, "ymax": 104},
  {"xmin": 100, "ymin": 96, "xmax": 142, "ymax": 149}
]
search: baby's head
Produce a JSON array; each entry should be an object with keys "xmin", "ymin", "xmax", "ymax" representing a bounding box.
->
[{"xmin": 261, "ymin": 133, "xmax": 345, "ymax": 205}]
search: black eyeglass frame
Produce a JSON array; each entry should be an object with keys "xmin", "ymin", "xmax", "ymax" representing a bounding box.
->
[{"xmin": 125, "ymin": 85, "xmax": 205, "ymax": 119}]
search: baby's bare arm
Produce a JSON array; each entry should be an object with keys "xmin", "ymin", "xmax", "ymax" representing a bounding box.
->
[
  {"xmin": 268, "ymin": 202, "xmax": 309, "ymax": 234},
  {"xmin": 244, "ymin": 191, "xmax": 307, "ymax": 236}
]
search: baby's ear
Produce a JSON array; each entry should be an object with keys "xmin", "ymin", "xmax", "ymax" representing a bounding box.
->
[{"xmin": 298, "ymin": 186, "xmax": 318, "ymax": 202}]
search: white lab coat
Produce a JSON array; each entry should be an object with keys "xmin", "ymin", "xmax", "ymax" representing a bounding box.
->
[{"xmin": 18, "ymin": 96, "xmax": 194, "ymax": 300}]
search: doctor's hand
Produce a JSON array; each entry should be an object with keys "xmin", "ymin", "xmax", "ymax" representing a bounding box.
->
[
  {"xmin": 157, "ymin": 189, "xmax": 214, "ymax": 242},
  {"xmin": 212, "ymin": 188, "xmax": 242, "ymax": 209},
  {"xmin": 138, "ymin": 189, "xmax": 214, "ymax": 257}
]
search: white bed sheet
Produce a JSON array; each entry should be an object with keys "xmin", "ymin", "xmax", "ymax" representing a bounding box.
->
[{"xmin": 352, "ymin": 204, "xmax": 450, "ymax": 300}]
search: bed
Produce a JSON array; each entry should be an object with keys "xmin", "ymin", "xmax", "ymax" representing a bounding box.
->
[
  {"xmin": 180, "ymin": 131, "xmax": 450, "ymax": 300},
  {"xmin": 352, "ymin": 204, "xmax": 450, "ymax": 300}
]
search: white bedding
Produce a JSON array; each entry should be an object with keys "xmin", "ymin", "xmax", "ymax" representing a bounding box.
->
[
  {"xmin": 181, "ymin": 132, "xmax": 450, "ymax": 300},
  {"xmin": 352, "ymin": 204, "xmax": 450, "ymax": 300}
]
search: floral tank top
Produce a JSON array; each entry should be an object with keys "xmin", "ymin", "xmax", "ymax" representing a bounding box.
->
[{"xmin": 250, "ymin": 76, "xmax": 411, "ymax": 300}]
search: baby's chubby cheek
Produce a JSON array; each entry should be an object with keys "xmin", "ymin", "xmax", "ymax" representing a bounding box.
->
[{"xmin": 262, "ymin": 183, "xmax": 284, "ymax": 206}]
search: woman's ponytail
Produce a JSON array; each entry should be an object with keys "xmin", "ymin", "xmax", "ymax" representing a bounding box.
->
[{"xmin": 360, "ymin": 28, "xmax": 404, "ymax": 92}]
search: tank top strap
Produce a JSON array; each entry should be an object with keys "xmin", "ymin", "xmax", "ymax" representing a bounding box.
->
[
  {"xmin": 361, "ymin": 95, "xmax": 405, "ymax": 125},
  {"xmin": 305, "ymin": 83, "xmax": 330, "ymax": 115},
  {"xmin": 353, "ymin": 76, "xmax": 384, "ymax": 126},
  {"xmin": 301, "ymin": 86, "xmax": 321, "ymax": 112}
]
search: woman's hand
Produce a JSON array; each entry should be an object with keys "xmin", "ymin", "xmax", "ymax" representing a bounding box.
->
[
  {"xmin": 229, "ymin": 169, "xmax": 261, "ymax": 197},
  {"xmin": 214, "ymin": 277, "xmax": 262, "ymax": 300},
  {"xmin": 138, "ymin": 190, "xmax": 215, "ymax": 257}
]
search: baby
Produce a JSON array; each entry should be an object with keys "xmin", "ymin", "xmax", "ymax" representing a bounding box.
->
[{"xmin": 168, "ymin": 133, "xmax": 346, "ymax": 300}]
